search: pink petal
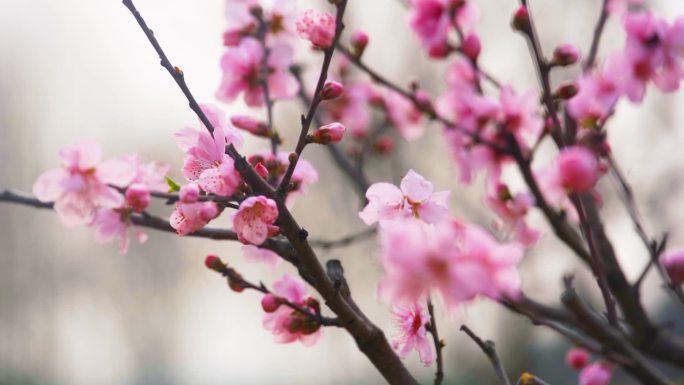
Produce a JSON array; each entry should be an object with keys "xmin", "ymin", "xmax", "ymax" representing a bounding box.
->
[
  {"xmin": 32, "ymin": 168, "xmax": 68, "ymax": 202},
  {"xmin": 400, "ymin": 170, "xmax": 433, "ymax": 203}
]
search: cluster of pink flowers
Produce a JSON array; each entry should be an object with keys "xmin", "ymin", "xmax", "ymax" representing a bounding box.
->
[
  {"xmin": 360, "ymin": 170, "xmax": 525, "ymax": 364},
  {"xmin": 569, "ymin": 11, "xmax": 684, "ymax": 128},
  {"xmin": 33, "ymin": 140, "xmax": 169, "ymax": 254},
  {"xmin": 407, "ymin": 0, "xmax": 479, "ymax": 57},
  {"xmin": 262, "ymin": 274, "xmax": 322, "ymax": 345}
]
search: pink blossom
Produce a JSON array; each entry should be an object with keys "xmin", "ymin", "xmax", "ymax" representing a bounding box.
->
[
  {"xmin": 296, "ymin": 9, "xmax": 336, "ymax": 49},
  {"xmin": 383, "ymin": 90, "xmax": 426, "ymax": 142},
  {"xmin": 661, "ymin": 249, "xmax": 684, "ymax": 285},
  {"xmin": 359, "ymin": 170, "xmax": 450, "ymax": 225},
  {"xmin": 32, "ymin": 139, "xmax": 136, "ymax": 227},
  {"xmin": 125, "ymin": 183, "xmax": 150, "ymax": 213},
  {"xmin": 216, "ymin": 37, "xmax": 299, "ymax": 107},
  {"xmin": 485, "ymin": 183, "xmax": 539, "ymax": 247},
  {"xmin": 567, "ymin": 56, "xmax": 625, "ymax": 128},
  {"xmin": 263, "ymin": 274, "xmax": 322, "ymax": 346},
  {"xmin": 391, "ymin": 302, "xmax": 434, "ymax": 366},
  {"xmin": 92, "ymin": 208, "xmax": 148, "ymax": 254},
  {"xmin": 223, "ymin": 0, "xmax": 297, "ymax": 46},
  {"xmin": 126, "ymin": 155, "xmax": 170, "ymax": 193},
  {"xmin": 565, "ymin": 347, "xmax": 590, "ymax": 369},
  {"xmin": 351, "ymin": 30, "xmax": 369, "ymax": 55},
  {"xmin": 233, "ymin": 196, "xmax": 279, "ymax": 245},
  {"xmin": 230, "ymin": 115, "xmax": 269, "ymax": 137},
  {"xmin": 557, "ymin": 147, "xmax": 599, "ymax": 193},
  {"xmin": 170, "ymin": 201, "xmax": 219, "ymax": 236},
  {"xmin": 242, "ymin": 244, "xmax": 281, "ymax": 270},
  {"xmin": 378, "ymin": 219, "xmax": 524, "ymax": 308},
  {"xmin": 179, "ymin": 184, "xmax": 201, "ymax": 203},
  {"xmin": 408, "ymin": 0, "xmax": 478, "ymax": 52},
  {"xmin": 579, "ymin": 363, "xmax": 613, "ymax": 385},
  {"xmin": 175, "ymin": 104, "xmax": 243, "ymax": 197},
  {"xmin": 310, "ymin": 122, "xmax": 346, "ymax": 144},
  {"xmin": 498, "ymin": 86, "xmax": 544, "ymax": 146}
]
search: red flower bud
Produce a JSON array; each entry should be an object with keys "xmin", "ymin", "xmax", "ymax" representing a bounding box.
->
[
  {"xmin": 462, "ymin": 33, "xmax": 482, "ymax": 61},
  {"xmin": 565, "ymin": 347, "xmax": 590, "ymax": 369},
  {"xmin": 552, "ymin": 44, "xmax": 581, "ymax": 66},
  {"xmin": 309, "ymin": 122, "xmax": 346, "ymax": 144},
  {"xmin": 204, "ymin": 255, "xmax": 225, "ymax": 272},
  {"xmin": 254, "ymin": 162, "xmax": 269, "ymax": 178},
  {"xmin": 351, "ymin": 30, "xmax": 369, "ymax": 57},
  {"xmin": 555, "ymin": 82, "xmax": 579, "ymax": 100},
  {"xmin": 662, "ymin": 250, "xmax": 684, "ymax": 285},
  {"xmin": 320, "ymin": 81, "xmax": 344, "ymax": 100},
  {"xmin": 512, "ymin": 6, "xmax": 530, "ymax": 32},
  {"xmin": 373, "ymin": 136, "xmax": 395, "ymax": 154},
  {"xmin": 261, "ymin": 294, "xmax": 282, "ymax": 313}
]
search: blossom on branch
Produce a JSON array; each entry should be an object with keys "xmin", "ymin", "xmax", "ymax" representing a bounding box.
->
[
  {"xmin": 359, "ymin": 170, "xmax": 450, "ymax": 225},
  {"xmin": 233, "ymin": 195, "xmax": 279, "ymax": 245},
  {"xmin": 296, "ymin": 9, "xmax": 336, "ymax": 49},
  {"xmin": 391, "ymin": 302, "xmax": 434, "ymax": 366},
  {"xmin": 263, "ymin": 274, "xmax": 322, "ymax": 346}
]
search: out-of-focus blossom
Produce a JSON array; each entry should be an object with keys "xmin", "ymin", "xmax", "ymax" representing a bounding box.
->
[
  {"xmin": 567, "ymin": 56, "xmax": 625, "ymax": 128},
  {"xmin": 263, "ymin": 274, "xmax": 322, "ymax": 346},
  {"xmin": 662, "ymin": 249, "xmax": 684, "ymax": 285},
  {"xmin": 408, "ymin": 0, "xmax": 478, "ymax": 52},
  {"xmin": 324, "ymin": 82, "xmax": 374, "ymax": 138},
  {"xmin": 485, "ymin": 183, "xmax": 539, "ymax": 247},
  {"xmin": 391, "ymin": 302, "xmax": 434, "ymax": 366},
  {"xmin": 579, "ymin": 362, "xmax": 613, "ymax": 385},
  {"xmin": 233, "ymin": 195, "xmax": 279, "ymax": 245},
  {"xmin": 223, "ymin": 0, "xmax": 298, "ymax": 46},
  {"xmin": 383, "ymin": 90, "xmax": 426, "ymax": 142},
  {"xmin": 556, "ymin": 147, "xmax": 599, "ymax": 194},
  {"xmin": 607, "ymin": 0, "xmax": 643, "ymax": 16},
  {"xmin": 242, "ymin": 244, "xmax": 281, "ymax": 270},
  {"xmin": 33, "ymin": 139, "xmax": 135, "ymax": 226},
  {"xmin": 359, "ymin": 170, "xmax": 450, "ymax": 225},
  {"xmin": 378, "ymin": 219, "xmax": 524, "ymax": 308},
  {"xmin": 125, "ymin": 183, "xmax": 150, "ymax": 213},
  {"xmin": 92, "ymin": 208, "xmax": 148, "ymax": 254},
  {"xmin": 217, "ymin": 38, "xmax": 299, "ymax": 107},
  {"xmin": 296, "ymin": 9, "xmax": 336, "ymax": 49}
]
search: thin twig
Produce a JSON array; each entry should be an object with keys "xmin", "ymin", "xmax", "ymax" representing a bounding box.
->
[
  {"xmin": 255, "ymin": 17, "xmax": 279, "ymax": 155},
  {"xmin": 208, "ymin": 257, "xmax": 341, "ymax": 327},
  {"xmin": 460, "ymin": 325, "xmax": 511, "ymax": 385},
  {"xmin": 278, "ymin": 0, "xmax": 349, "ymax": 195},
  {"xmin": 427, "ymin": 299, "xmax": 445, "ymax": 385},
  {"xmin": 584, "ymin": 0, "xmax": 610, "ymax": 71},
  {"xmin": 309, "ymin": 228, "xmax": 377, "ymax": 250}
]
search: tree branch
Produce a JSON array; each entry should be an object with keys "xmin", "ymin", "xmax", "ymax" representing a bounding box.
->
[
  {"xmin": 427, "ymin": 299, "xmax": 445, "ymax": 385},
  {"xmin": 460, "ymin": 325, "xmax": 511, "ymax": 385}
]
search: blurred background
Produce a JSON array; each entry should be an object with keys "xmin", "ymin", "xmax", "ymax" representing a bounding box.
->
[{"xmin": 2, "ymin": 0, "xmax": 684, "ymax": 384}]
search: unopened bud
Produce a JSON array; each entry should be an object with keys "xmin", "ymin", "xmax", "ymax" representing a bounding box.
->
[
  {"xmin": 555, "ymin": 82, "xmax": 579, "ymax": 100},
  {"xmin": 320, "ymin": 81, "xmax": 344, "ymax": 100},
  {"xmin": 462, "ymin": 33, "xmax": 481, "ymax": 61},
  {"xmin": 300, "ymin": 319, "xmax": 321, "ymax": 335},
  {"xmin": 231, "ymin": 115, "xmax": 269, "ymax": 137},
  {"xmin": 309, "ymin": 122, "xmax": 346, "ymax": 145},
  {"xmin": 228, "ymin": 276, "xmax": 245, "ymax": 292},
  {"xmin": 565, "ymin": 347, "xmax": 590, "ymax": 369},
  {"xmin": 351, "ymin": 30, "xmax": 369, "ymax": 57},
  {"xmin": 373, "ymin": 136, "xmax": 394, "ymax": 154},
  {"xmin": 204, "ymin": 255, "xmax": 225, "ymax": 272},
  {"xmin": 199, "ymin": 202, "xmax": 219, "ymax": 221},
  {"xmin": 254, "ymin": 162, "xmax": 269, "ymax": 178},
  {"xmin": 261, "ymin": 294, "xmax": 282, "ymax": 313},
  {"xmin": 179, "ymin": 183, "xmax": 200, "ymax": 204},
  {"xmin": 428, "ymin": 42, "xmax": 451, "ymax": 59},
  {"xmin": 552, "ymin": 44, "xmax": 580, "ymax": 66},
  {"xmin": 512, "ymin": 6, "xmax": 531, "ymax": 32},
  {"xmin": 125, "ymin": 183, "xmax": 150, "ymax": 213}
]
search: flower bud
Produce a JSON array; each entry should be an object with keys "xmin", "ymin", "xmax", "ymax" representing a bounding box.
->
[
  {"xmin": 554, "ymin": 82, "xmax": 579, "ymax": 100},
  {"xmin": 254, "ymin": 162, "xmax": 269, "ymax": 178},
  {"xmin": 552, "ymin": 44, "xmax": 581, "ymax": 66},
  {"xmin": 351, "ymin": 30, "xmax": 369, "ymax": 56},
  {"xmin": 662, "ymin": 250, "xmax": 684, "ymax": 285},
  {"xmin": 231, "ymin": 115, "xmax": 269, "ymax": 137},
  {"xmin": 284, "ymin": 316, "xmax": 303, "ymax": 333},
  {"xmin": 565, "ymin": 347, "xmax": 590, "ymax": 369},
  {"xmin": 261, "ymin": 293, "xmax": 282, "ymax": 313},
  {"xmin": 373, "ymin": 136, "xmax": 394, "ymax": 154},
  {"xmin": 557, "ymin": 147, "xmax": 598, "ymax": 193},
  {"xmin": 428, "ymin": 42, "xmax": 451, "ymax": 59},
  {"xmin": 300, "ymin": 319, "xmax": 321, "ymax": 335},
  {"xmin": 179, "ymin": 184, "xmax": 200, "ymax": 204},
  {"xmin": 228, "ymin": 276, "xmax": 245, "ymax": 292},
  {"xmin": 320, "ymin": 81, "xmax": 344, "ymax": 100},
  {"xmin": 199, "ymin": 202, "xmax": 219, "ymax": 221},
  {"xmin": 462, "ymin": 33, "xmax": 482, "ymax": 61},
  {"xmin": 204, "ymin": 255, "xmax": 225, "ymax": 272},
  {"xmin": 125, "ymin": 183, "xmax": 151, "ymax": 213},
  {"xmin": 309, "ymin": 122, "xmax": 346, "ymax": 144},
  {"xmin": 512, "ymin": 6, "xmax": 531, "ymax": 32}
]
